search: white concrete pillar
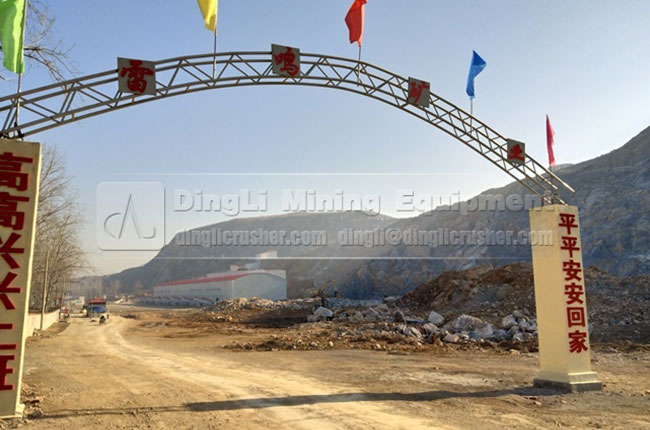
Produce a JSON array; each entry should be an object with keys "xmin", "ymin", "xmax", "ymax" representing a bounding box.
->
[
  {"xmin": 0, "ymin": 140, "xmax": 42, "ymax": 418},
  {"xmin": 529, "ymin": 204, "xmax": 601, "ymax": 392}
]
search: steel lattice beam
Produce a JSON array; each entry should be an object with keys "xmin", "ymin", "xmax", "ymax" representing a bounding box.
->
[{"xmin": 0, "ymin": 51, "xmax": 573, "ymax": 204}]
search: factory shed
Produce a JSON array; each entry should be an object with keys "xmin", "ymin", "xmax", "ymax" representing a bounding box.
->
[{"xmin": 152, "ymin": 269, "xmax": 287, "ymax": 306}]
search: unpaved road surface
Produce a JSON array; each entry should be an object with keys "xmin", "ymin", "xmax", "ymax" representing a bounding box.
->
[{"xmin": 5, "ymin": 315, "xmax": 650, "ymax": 430}]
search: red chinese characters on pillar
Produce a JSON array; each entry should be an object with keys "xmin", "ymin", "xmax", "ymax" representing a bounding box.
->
[
  {"xmin": 0, "ymin": 272, "xmax": 21, "ymax": 311},
  {"xmin": 558, "ymin": 213, "xmax": 578, "ymax": 235},
  {"xmin": 0, "ymin": 232, "xmax": 24, "ymax": 269},
  {"xmin": 0, "ymin": 322, "xmax": 16, "ymax": 391},
  {"xmin": 0, "ymin": 152, "xmax": 33, "ymax": 191},
  {"xmin": 568, "ymin": 330, "xmax": 589, "ymax": 353},
  {"xmin": 0, "ymin": 192, "xmax": 29, "ymax": 231},
  {"xmin": 561, "ymin": 236, "xmax": 580, "ymax": 258},
  {"xmin": 0, "ymin": 355, "xmax": 15, "ymax": 390},
  {"xmin": 564, "ymin": 282, "xmax": 584, "ymax": 305},
  {"xmin": 559, "ymin": 212, "xmax": 588, "ymax": 353},
  {"xmin": 566, "ymin": 307, "xmax": 586, "ymax": 328},
  {"xmin": 0, "ymin": 150, "xmax": 32, "ymax": 392},
  {"xmin": 562, "ymin": 260, "xmax": 582, "ymax": 282}
]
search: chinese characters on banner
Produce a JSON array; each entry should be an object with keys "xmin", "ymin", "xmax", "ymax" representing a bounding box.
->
[
  {"xmin": 407, "ymin": 77, "xmax": 430, "ymax": 108},
  {"xmin": 0, "ymin": 139, "xmax": 41, "ymax": 418},
  {"xmin": 506, "ymin": 139, "xmax": 526, "ymax": 165},
  {"xmin": 271, "ymin": 44, "xmax": 301, "ymax": 78},
  {"xmin": 558, "ymin": 212, "xmax": 589, "ymax": 354},
  {"xmin": 117, "ymin": 58, "xmax": 157, "ymax": 96}
]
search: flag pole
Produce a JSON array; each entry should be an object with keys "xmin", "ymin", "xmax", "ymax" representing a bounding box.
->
[
  {"xmin": 212, "ymin": 27, "xmax": 217, "ymax": 80},
  {"xmin": 356, "ymin": 44, "xmax": 362, "ymax": 85},
  {"xmin": 15, "ymin": 74, "xmax": 22, "ymax": 131},
  {"xmin": 14, "ymin": 0, "xmax": 28, "ymax": 138}
]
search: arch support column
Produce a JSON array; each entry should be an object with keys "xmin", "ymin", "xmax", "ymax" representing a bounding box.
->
[{"xmin": 529, "ymin": 204, "xmax": 602, "ymax": 392}]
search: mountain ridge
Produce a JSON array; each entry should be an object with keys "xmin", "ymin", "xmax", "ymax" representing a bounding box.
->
[{"xmin": 102, "ymin": 125, "xmax": 650, "ymax": 298}]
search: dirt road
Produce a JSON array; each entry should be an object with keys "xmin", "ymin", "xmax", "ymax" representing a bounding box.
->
[{"xmin": 6, "ymin": 314, "xmax": 650, "ymax": 430}]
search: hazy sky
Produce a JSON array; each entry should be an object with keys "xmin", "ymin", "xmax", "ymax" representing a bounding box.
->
[{"xmin": 1, "ymin": 0, "xmax": 649, "ymax": 275}]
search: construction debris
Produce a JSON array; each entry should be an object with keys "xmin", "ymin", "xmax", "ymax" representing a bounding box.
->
[{"xmin": 137, "ymin": 262, "xmax": 649, "ymax": 353}]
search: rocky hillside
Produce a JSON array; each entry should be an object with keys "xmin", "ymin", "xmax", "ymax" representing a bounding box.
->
[
  {"xmin": 399, "ymin": 262, "xmax": 650, "ymax": 343},
  {"xmin": 105, "ymin": 125, "xmax": 650, "ymax": 298},
  {"xmin": 330, "ymin": 125, "xmax": 650, "ymax": 297}
]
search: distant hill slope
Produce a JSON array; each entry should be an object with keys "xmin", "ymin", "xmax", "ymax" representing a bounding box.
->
[
  {"xmin": 103, "ymin": 212, "xmax": 395, "ymax": 296},
  {"xmin": 329, "ymin": 125, "xmax": 650, "ymax": 297},
  {"xmin": 104, "ymin": 126, "xmax": 650, "ymax": 298}
]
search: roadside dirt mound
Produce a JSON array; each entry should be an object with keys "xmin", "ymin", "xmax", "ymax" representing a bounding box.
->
[
  {"xmin": 401, "ymin": 262, "xmax": 650, "ymax": 343},
  {"xmin": 480, "ymin": 262, "xmax": 534, "ymax": 288},
  {"xmin": 401, "ymin": 262, "xmax": 535, "ymax": 320}
]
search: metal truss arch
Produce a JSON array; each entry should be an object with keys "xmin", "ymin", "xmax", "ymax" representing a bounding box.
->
[{"xmin": 0, "ymin": 51, "xmax": 573, "ymax": 204}]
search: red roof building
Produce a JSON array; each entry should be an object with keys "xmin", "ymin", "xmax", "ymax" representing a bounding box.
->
[{"xmin": 153, "ymin": 269, "xmax": 287, "ymax": 303}]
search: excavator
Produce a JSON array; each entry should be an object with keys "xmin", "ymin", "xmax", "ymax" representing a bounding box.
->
[{"xmin": 311, "ymin": 280, "xmax": 339, "ymax": 308}]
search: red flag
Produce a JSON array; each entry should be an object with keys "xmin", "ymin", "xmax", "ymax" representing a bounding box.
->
[
  {"xmin": 345, "ymin": 0, "xmax": 366, "ymax": 46},
  {"xmin": 546, "ymin": 115, "xmax": 556, "ymax": 167}
]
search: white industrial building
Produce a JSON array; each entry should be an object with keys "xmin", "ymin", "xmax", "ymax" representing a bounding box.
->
[{"xmin": 149, "ymin": 268, "xmax": 287, "ymax": 307}]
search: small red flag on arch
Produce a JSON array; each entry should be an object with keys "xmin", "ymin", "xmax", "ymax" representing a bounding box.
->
[
  {"xmin": 345, "ymin": 0, "xmax": 367, "ymax": 46},
  {"xmin": 546, "ymin": 115, "xmax": 556, "ymax": 167}
]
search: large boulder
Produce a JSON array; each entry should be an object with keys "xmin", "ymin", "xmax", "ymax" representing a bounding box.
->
[
  {"xmin": 518, "ymin": 320, "xmax": 531, "ymax": 332},
  {"xmin": 501, "ymin": 315, "xmax": 518, "ymax": 329},
  {"xmin": 493, "ymin": 329, "xmax": 509, "ymax": 341},
  {"xmin": 512, "ymin": 332, "xmax": 526, "ymax": 342},
  {"xmin": 469, "ymin": 323, "xmax": 495, "ymax": 340},
  {"xmin": 443, "ymin": 333, "xmax": 460, "ymax": 343},
  {"xmin": 444, "ymin": 314, "xmax": 486, "ymax": 332},
  {"xmin": 404, "ymin": 327, "xmax": 423, "ymax": 338},
  {"xmin": 313, "ymin": 307, "xmax": 334, "ymax": 320},
  {"xmin": 427, "ymin": 311, "xmax": 445, "ymax": 326},
  {"xmin": 421, "ymin": 323, "xmax": 439, "ymax": 335}
]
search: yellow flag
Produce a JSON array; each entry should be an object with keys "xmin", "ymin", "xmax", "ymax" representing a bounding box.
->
[{"xmin": 197, "ymin": 0, "xmax": 218, "ymax": 32}]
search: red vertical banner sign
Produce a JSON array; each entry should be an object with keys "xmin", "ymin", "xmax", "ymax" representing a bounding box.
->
[{"xmin": 0, "ymin": 138, "xmax": 41, "ymax": 418}]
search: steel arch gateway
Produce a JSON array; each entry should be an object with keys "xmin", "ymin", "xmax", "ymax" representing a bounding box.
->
[
  {"xmin": 0, "ymin": 50, "xmax": 603, "ymax": 402},
  {"xmin": 0, "ymin": 50, "xmax": 573, "ymax": 204}
]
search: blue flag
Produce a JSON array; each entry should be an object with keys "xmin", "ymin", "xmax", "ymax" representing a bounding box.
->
[{"xmin": 466, "ymin": 50, "xmax": 487, "ymax": 99}]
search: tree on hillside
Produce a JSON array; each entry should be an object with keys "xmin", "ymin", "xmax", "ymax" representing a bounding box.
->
[
  {"xmin": 0, "ymin": 0, "xmax": 73, "ymax": 81},
  {"xmin": 29, "ymin": 146, "xmax": 88, "ymax": 311}
]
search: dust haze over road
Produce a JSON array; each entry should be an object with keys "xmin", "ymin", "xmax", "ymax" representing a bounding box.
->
[{"xmin": 8, "ymin": 308, "xmax": 649, "ymax": 430}]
